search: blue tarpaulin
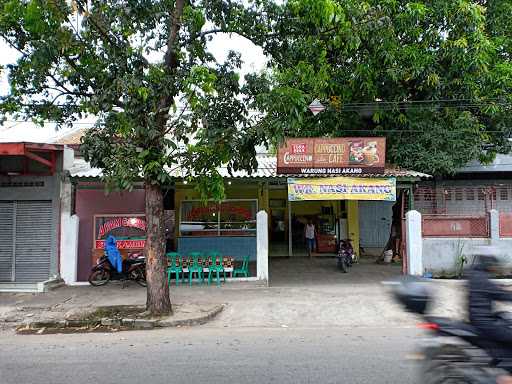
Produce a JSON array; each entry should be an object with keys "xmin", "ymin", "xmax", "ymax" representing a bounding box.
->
[{"xmin": 104, "ymin": 236, "xmax": 123, "ymax": 273}]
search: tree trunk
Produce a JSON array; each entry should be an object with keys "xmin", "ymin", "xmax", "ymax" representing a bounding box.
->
[{"xmin": 144, "ymin": 182, "xmax": 172, "ymax": 315}]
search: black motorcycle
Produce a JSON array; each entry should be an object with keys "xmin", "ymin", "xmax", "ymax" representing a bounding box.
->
[
  {"xmin": 391, "ymin": 278, "xmax": 512, "ymax": 383},
  {"xmin": 88, "ymin": 253, "xmax": 147, "ymax": 287},
  {"xmin": 337, "ymin": 239, "xmax": 356, "ymax": 273}
]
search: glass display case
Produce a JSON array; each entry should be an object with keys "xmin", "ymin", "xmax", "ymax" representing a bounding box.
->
[{"xmin": 180, "ymin": 200, "xmax": 257, "ymax": 237}]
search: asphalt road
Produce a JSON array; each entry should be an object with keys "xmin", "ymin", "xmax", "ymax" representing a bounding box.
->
[{"xmin": 0, "ymin": 326, "xmax": 421, "ymax": 384}]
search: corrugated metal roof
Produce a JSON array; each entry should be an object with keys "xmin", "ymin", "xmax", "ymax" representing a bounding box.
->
[
  {"xmin": 457, "ymin": 154, "xmax": 512, "ymax": 173},
  {"xmin": 69, "ymin": 154, "xmax": 431, "ymax": 179},
  {"xmin": 54, "ymin": 128, "xmax": 87, "ymax": 145}
]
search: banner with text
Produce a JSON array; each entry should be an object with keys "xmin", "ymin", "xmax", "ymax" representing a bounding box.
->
[
  {"xmin": 287, "ymin": 177, "xmax": 396, "ymax": 201},
  {"xmin": 277, "ymin": 137, "xmax": 386, "ymax": 175}
]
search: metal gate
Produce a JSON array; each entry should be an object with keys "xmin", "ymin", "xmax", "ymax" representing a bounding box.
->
[
  {"xmin": 0, "ymin": 200, "xmax": 52, "ymax": 282},
  {"xmin": 359, "ymin": 201, "xmax": 394, "ymax": 248},
  {"xmin": 0, "ymin": 201, "xmax": 14, "ymax": 281}
]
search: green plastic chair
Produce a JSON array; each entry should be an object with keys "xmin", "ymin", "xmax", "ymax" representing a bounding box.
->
[
  {"xmin": 208, "ymin": 254, "xmax": 225, "ymax": 287},
  {"xmin": 206, "ymin": 250, "xmax": 222, "ymax": 259},
  {"xmin": 166, "ymin": 252, "xmax": 183, "ymax": 286},
  {"xmin": 188, "ymin": 252, "xmax": 204, "ymax": 286},
  {"xmin": 233, "ymin": 256, "xmax": 250, "ymax": 278}
]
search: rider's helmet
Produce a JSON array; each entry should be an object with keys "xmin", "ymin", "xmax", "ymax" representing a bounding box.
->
[
  {"xmin": 471, "ymin": 246, "xmax": 501, "ymax": 272},
  {"xmin": 392, "ymin": 277, "xmax": 431, "ymax": 314}
]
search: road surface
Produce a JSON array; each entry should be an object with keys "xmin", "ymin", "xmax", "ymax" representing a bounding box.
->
[{"xmin": 0, "ymin": 326, "xmax": 421, "ymax": 384}]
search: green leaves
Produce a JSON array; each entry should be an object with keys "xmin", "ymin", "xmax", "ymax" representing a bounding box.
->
[
  {"xmin": 250, "ymin": 0, "xmax": 512, "ymax": 176},
  {"xmin": 0, "ymin": 0, "xmax": 279, "ymax": 200}
]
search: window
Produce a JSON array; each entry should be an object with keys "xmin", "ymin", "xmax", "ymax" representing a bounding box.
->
[
  {"xmin": 455, "ymin": 189, "xmax": 463, "ymax": 201},
  {"xmin": 180, "ymin": 201, "xmax": 219, "ymax": 236},
  {"xmin": 444, "ymin": 189, "xmax": 452, "ymax": 201},
  {"xmin": 478, "ymin": 189, "xmax": 485, "ymax": 201},
  {"xmin": 219, "ymin": 201, "xmax": 257, "ymax": 235},
  {"xmin": 180, "ymin": 200, "xmax": 257, "ymax": 237},
  {"xmin": 500, "ymin": 188, "xmax": 508, "ymax": 201},
  {"xmin": 466, "ymin": 189, "xmax": 475, "ymax": 201}
]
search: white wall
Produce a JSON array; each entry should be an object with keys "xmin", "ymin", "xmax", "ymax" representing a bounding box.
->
[
  {"xmin": 417, "ymin": 209, "xmax": 512, "ymax": 276},
  {"xmin": 257, "ymin": 210, "xmax": 269, "ymax": 283},
  {"xmin": 59, "ymin": 179, "xmax": 79, "ymax": 284}
]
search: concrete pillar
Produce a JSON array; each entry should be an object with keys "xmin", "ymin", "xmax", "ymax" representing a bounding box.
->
[
  {"xmin": 257, "ymin": 210, "xmax": 269, "ymax": 284},
  {"xmin": 60, "ymin": 180, "xmax": 79, "ymax": 284},
  {"xmin": 60, "ymin": 215, "xmax": 79, "ymax": 284},
  {"xmin": 489, "ymin": 209, "xmax": 499, "ymax": 243},
  {"xmin": 347, "ymin": 200, "xmax": 360, "ymax": 257},
  {"xmin": 406, "ymin": 210, "xmax": 423, "ymax": 276}
]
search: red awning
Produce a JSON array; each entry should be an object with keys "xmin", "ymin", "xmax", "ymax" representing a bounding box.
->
[{"xmin": 0, "ymin": 142, "xmax": 63, "ymax": 175}]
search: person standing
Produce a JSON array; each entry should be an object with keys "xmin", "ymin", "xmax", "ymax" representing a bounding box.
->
[{"xmin": 304, "ymin": 219, "xmax": 316, "ymax": 258}]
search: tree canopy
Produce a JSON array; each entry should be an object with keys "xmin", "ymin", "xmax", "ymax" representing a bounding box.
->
[
  {"xmin": 0, "ymin": 0, "xmax": 274, "ymax": 194},
  {"xmin": 246, "ymin": 0, "xmax": 512, "ymax": 175},
  {"xmin": 0, "ymin": 0, "xmax": 276, "ymax": 314}
]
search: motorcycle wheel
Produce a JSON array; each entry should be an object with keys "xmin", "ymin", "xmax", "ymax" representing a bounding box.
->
[
  {"xmin": 131, "ymin": 266, "xmax": 147, "ymax": 287},
  {"xmin": 339, "ymin": 259, "xmax": 348, "ymax": 273},
  {"xmin": 88, "ymin": 270, "xmax": 111, "ymax": 286},
  {"xmin": 421, "ymin": 347, "xmax": 474, "ymax": 384}
]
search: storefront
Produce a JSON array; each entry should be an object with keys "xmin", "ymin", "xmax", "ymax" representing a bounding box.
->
[
  {"xmin": 284, "ymin": 176, "xmax": 397, "ymax": 258},
  {"xmin": 68, "ymin": 137, "xmax": 429, "ymax": 282},
  {"xmin": 177, "ymin": 199, "xmax": 258, "ymax": 261},
  {"xmin": 0, "ymin": 143, "xmax": 69, "ymax": 290}
]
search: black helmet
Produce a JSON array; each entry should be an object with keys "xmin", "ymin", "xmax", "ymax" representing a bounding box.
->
[
  {"xmin": 391, "ymin": 278, "xmax": 431, "ymax": 314},
  {"xmin": 475, "ymin": 254, "xmax": 500, "ymax": 272},
  {"xmin": 472, "ymin": 246, "xmax": 501, "ymax": 271}
]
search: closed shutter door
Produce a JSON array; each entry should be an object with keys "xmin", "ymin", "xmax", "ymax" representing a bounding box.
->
[
  {"xmin": 0, "ymin": 201, "xmax": 14, "ymax": 282},
  {"xmin": 15, "ymin": 201, "xmax": 52, "ymax": 282},
  {"xmin": 359, "ymin": 201, "xmax": 394, "ymax": 248}
]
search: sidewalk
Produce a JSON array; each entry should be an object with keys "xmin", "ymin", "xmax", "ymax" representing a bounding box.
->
[{"xmin": 2, "ymin": 277, "xmax": 496, "ymax": 332}]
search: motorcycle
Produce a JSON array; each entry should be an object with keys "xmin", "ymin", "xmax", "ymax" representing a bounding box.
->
[
  {"xmin": 391, "ymin": 278, "xmax": 512, "ymax": 383},
  {"xmin": 337, "ymin": 239, "xmax": 356, "ymax": 273},
  {"xmin": 88, "ymin": 252, "xmax": 147, "ymax": 287}
]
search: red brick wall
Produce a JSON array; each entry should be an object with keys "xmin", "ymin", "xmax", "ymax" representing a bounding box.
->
[
  {"xmin": 500, "ymin": 213, "xmax": 512, "ymax": 237},
  {"xmin": 75, "ymin": 187, "xmax": 145, "ymax": 281},
  {"xmin": 422, "ymin": 215, "xmax": 489, "ymax": 238}
]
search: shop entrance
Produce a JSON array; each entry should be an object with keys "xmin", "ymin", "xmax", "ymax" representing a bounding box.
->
[
  {"xmin": 290, "ymin": 200, "xmax": 343, "ymax": 257},
  {"xmin": 268, "ymin": 196, "xmax": 406, "ymax": 286}
]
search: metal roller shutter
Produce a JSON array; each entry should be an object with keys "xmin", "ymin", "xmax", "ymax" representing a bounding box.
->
[
  {"xmin": 0, "ymin": 201, "xmax": 14, "ymax": 282},
  {"xmin": 14, "ymin": 201, "xmax": 52, "ymax": 282}
]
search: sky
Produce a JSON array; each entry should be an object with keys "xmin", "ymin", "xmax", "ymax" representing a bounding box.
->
[{"xmin": 0, "ymin": 29, "xmax": 267, "ymax": 143}]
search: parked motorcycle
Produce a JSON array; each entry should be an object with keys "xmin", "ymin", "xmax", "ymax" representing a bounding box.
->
[
  {"xmin": 391, "ymin": 278, "xmax": 512, "ymax": 383},
  {"xmin": 88, "ymin": 252, "xmax": 147, "ymax": 287},
  {"xmin": 337, "ymin": 239, "xmax": 356, "ymax": 273}
]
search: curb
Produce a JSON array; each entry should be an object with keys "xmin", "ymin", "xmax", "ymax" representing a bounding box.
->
[
  {"xmin": 16, "ymin": 304, "xmax": 224, "ymax": 334},
  {"xmin": 156, "ymin": 303, "xmax": 225, "ymax": 328}
]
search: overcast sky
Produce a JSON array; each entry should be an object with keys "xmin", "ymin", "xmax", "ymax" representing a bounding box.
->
[{"xmin": 0, "ymin": 31, "xmax": 267, "ymax": 143}]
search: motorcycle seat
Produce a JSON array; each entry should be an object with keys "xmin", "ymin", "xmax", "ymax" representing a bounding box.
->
[
  {"xmin": 426, "ymin": 316, "xmax": 481, "ymax": 338},
  {"xmin": 125, "ymin": 257, "xmax": 144, "ymax": 265}
]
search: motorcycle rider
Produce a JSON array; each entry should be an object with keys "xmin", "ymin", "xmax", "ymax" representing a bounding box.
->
[
  {"xmin": 468, "ymin": 248, "xmax": 512, "ymax": 384},
  {"xmin": 469, "ymin": 252, "xmax": 512, "ymax": 342}
]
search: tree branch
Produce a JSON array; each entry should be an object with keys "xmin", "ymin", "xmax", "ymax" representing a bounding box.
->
[
  {"xmin": 49, "ymin": 73, "xmax": 74, "ymax": 94},
  {"xmin": 74, "ymin": 0, "xmax": 149, "ymax": 67},
  {"xmin": 75, "ymin": 0, "xmax": 119, "ymax": 50},
  {"xmin": 164, "ymin": 0, "xmax": 186, "ymax": 69},
  {"xmin": 0, "ymin": 33, "xmax": 29, "ymax": 58},
  {"xmin": 153, "ymin": 0, "xmax": 187, "ymax": 140},
  {"xmin": 163, "ymin": 106, "xmax": 188, "ymax": 135}
]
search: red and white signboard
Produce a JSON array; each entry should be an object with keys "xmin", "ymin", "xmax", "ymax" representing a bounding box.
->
[
  {"xmin": 95, "ymin": 240, "xmax": 146, "ymax": 249},
  {"xmin": 277, "ymin": 137, "xmax": 386, "ymax": 175}
]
